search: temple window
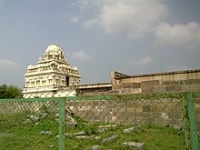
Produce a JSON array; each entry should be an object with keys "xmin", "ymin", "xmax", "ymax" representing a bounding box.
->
[
  {"xmin": 62, "ymin": 80, "xmax": 65, "ymax": 85},
  {"xmin": 49, "ymin": 79, "xmax": 52, "ymax": 84},
  {"xmin": 36, "ymin": 80, "xmax": 40, "ymax": 86},
  {"xmin": 42, "ymin": 80, "xmax": 46, "ymax": 85},
  {"xmin": 66, "ymin": 76, "xmax": 69, "ymax": 86},
  {"xmin": 56, "ymin": 79, "xmax": 59, "ymax": 85},
  {"xmin": 31, "ymin": 81, "xmax": 35, "ymax": 86},
  {"xmin": 49, "ymin": 55, "xmax": 52, "ymax": 59}
]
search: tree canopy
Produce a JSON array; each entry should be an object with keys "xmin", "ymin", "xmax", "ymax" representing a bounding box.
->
[{"xmin": 0, "ymin": 84, "xmax": 22, "ymax": 99}]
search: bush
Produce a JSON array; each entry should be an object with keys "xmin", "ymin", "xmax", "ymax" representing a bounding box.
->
[{"xmin": 0, "ymin": 84, "xmax": 22, "ymax": 99}]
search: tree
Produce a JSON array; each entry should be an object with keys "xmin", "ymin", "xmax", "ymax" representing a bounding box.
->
[{"xmin": 0, "ymin": 84, "xmax": 22, "ymax": 99}]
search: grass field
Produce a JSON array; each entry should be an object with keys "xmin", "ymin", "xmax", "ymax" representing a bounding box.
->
[{"xmin": 0, "ymin": 112, "xmax": 186, "ymax": 150}]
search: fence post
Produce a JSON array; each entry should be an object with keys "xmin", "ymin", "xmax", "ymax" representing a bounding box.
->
[
  {"xmin": 183, "ymin": 93, "xmax": 198, "ymax": 150},
  {"xmin": 58, "ymin": 98, "xmax": 65, "ymax": 150},
  {"xmin": 182, "ymin": 94, "xmax": 190, "ymax": 149},
  {"xmin": 187, "ymin": 93, "xmax": 198, "ymax": 150}
]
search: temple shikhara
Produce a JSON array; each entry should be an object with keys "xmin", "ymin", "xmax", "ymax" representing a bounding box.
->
[{"xmin": 22, "ymin": 44, "xmax": 81, "ymax": 98}]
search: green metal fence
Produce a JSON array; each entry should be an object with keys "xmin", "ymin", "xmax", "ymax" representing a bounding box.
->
[{"xmin": 0, "ymin": 92, "xmax": 199, "ymax": 149}]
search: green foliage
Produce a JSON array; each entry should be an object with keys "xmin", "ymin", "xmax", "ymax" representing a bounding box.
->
[
  {"xmin": 39, "ymin": 104, "xmax": 49, "ymax": 113},
  {"xmin": 0, "ymin": 84, "xmax": 22, "ymax": 99}
]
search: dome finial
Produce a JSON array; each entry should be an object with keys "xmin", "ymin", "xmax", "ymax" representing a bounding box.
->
[{"xmin": 45, "ymin": 44, "xmax": 63, "ymax": 53}]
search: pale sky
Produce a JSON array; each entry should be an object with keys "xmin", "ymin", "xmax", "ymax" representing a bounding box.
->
[{"xmin": 0, "ymin": 0, "xmax": 200, "ymax": 87}]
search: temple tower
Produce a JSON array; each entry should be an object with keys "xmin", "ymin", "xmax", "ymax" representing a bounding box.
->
[{"xmin": 23, "ymin": 44, "xmax": 81, "ymax": 98}]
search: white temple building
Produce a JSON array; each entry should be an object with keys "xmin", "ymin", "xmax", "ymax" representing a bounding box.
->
[{"xmin": 23, "ymin": 44, "xmax": 81, "ymax": 98}]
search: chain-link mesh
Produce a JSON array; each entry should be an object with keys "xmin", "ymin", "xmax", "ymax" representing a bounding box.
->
[
  {"xmin": 65, "ymin": 96, "xmax": 185, "ymax": 150},
  {"xmin": 0, "ymin": 99, "xmax": 59, "ymax": 150},
  {"xmin": 0, "ymin": 93, "xmax": 199, "ymax": 149}
]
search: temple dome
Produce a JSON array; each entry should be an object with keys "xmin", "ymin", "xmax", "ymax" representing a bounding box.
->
[
  {"xmin": 43, "ymin": 44, "xmax": 65, "ymax": 61},
  {"xmin": 27, "ymin": 65, "xmax": 33, "ymax": 69},
  {"xmin": 45, "ymin": 44, "xmax": 63, "ymax": 54}
]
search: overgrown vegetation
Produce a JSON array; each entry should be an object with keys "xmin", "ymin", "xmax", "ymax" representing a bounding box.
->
[
  {"xmin": 0, "ymin": 84, "xmax": 22, "ymax": 99},
  {"xmin": 0, "ymin": 112, "xmax": 187, "ymax": 150}
]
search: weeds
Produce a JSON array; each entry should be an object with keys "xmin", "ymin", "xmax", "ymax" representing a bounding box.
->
[{"xmin": 0, "ymin": 112, "xmax": 186, "ymax": 150}]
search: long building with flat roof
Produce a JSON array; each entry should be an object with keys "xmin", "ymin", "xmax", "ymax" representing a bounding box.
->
[{"xmin": 110, "ymin": 69, "xmax": 200, "ymax": 93}]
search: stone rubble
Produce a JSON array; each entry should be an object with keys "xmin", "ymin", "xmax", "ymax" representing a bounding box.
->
[
  {"xmin": 22, "ymin": 119, "xmax": 32, "ymax": 124},
  {"xmin": 40, "ymin": 131, "xmax": 52, "ymax": 135},
  {"xmin": 29, "ymin": 114, "xmax": 39, "ymax": 122},
  {"xmin": 91, "ymin": 145, "xmax": 100, "ymax": 150},
  {"xmin": 55, "ymin": 109, "xmax": 78, "ymax": 127},
  {"xmin": 102, "ymin": 134, "xmax": 118, "ymax": 143},
  {"xmin": 73, "ymin": 131, "xmax": 85, "ymax": 136},
  {"xmin": 123, "ymin": 125, "xmax": 140, "ymax": 133},
  {"xmin": 123, "ymin": 142, "xmax": 145, "ymax": 150},
  {"xmin": 98, "ymin": 124, "xmax": 117, "ymax": 128},
  {"xmin": 97, "ymin": 124, "xmax": 117, "ymax": 133},
  {"xmin": 24, "ymin": 111, "xmax": 146, "ymax": 149},
  {"xmin": 76, "ymin": 135, "xmax": 89, "ymax": 139}
]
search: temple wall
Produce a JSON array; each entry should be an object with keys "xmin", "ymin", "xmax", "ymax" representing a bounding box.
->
[
  {"xmin": 23, "ymin": 89, "xmax": 77, "ymax": 98},
  {"xmin": 110, "ymin": 70, "xmax": 200, "ymax": 93}
]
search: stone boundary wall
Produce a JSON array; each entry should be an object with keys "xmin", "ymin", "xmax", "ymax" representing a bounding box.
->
[
  {"xmin": 1, "ymin": 98, "xmax": 200, "ymax": 131},
  {"xmin": 66, "ymin": 98, "xmax": 183, "ymax": 129},
  {"xmin": 77, "ymin": 83, "xmax": 112, "ymax": 96},
  {"xmin": 110, "ymin": 69, "xmax": 200, "ymax": 94}
]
